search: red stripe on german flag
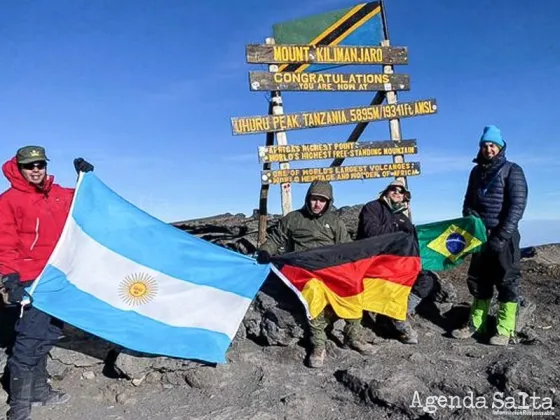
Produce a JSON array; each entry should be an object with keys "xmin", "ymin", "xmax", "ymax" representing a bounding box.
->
[{"xmin": 272, "ymin": 232, "xmax": 421, "ymax": 321}]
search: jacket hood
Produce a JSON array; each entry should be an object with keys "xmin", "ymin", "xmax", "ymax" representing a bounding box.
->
[
  {"xmin": 2, "ymin": 157, "xmax": 54, "ymax": 193},
  {"xmin": 304, "ymin": 181, "xmax": 333, "ymax": 216}
]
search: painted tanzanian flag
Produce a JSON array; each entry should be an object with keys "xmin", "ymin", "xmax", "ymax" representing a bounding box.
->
[
  {"xmin": 417, "ymin": 215, "xmax": 487, "ymax": 271},
  {"xmin": 270, "ymin": 231, "xmax": 421, "ymax": 322},
  {"xmin": 272, "ymin": 1, "xmax": 384, "ymax": 73}
]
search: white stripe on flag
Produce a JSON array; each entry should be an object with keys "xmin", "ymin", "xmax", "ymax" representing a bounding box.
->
[{"xmin": 48, "ymin": 216, "xmax": 251, "ymax": 339}]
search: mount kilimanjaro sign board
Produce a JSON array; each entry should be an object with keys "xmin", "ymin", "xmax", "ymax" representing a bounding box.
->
[
  {"xmin": 246, "ymin": 44, "xmax": 408, "ymax": 65},
  {"xmin": 231, "ymin": 99, "xmax": 437, "ymax": 135}
]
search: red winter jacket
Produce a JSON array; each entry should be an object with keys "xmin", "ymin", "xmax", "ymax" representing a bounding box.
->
[{"xmin": 0, "ymin": 157, "xmax": 74, "ymax": 282}]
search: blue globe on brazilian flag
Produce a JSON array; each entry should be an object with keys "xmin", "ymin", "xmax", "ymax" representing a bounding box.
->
[{"xmin": 417, "ymin": 216, "xmax": 488, "ymax": 271}]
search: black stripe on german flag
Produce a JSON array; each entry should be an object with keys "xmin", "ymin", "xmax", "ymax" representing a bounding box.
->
[
  {"xmin": 281, "ymin": 1, "xmax": 381, "ymax": 73},
  {"xmin": 271, "ymin": 231, "xmax": 419, "ymax": 272}
]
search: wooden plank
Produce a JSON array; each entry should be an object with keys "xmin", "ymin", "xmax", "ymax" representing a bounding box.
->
[
  {"xmin": 246, "ymin": 44, "xmax": 408, "ymax": 65},
  {"xmin": 261, "ymin": 162, "xmax": 421, "ymax": 184},
  {"xmin": 249, "ymin": 71, "xmax": 410, "ymax": 92},
  {"xmin": 231, "ymin": 99, "xmax": 437, "ymax": 136},
  {"xmin": 329, "ymin": 90, "xmax": 385, "ymax": 167},
  {"xmin": 258, "ymin": 140, "xmax": 417, "ymax": 163}
]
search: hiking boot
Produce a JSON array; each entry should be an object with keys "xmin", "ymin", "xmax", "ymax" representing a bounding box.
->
[
  {"xmin": 32, "ymin": 388, "xmax": 71, "ymax": 406},
  {"xmin": 489, "ymin": 301, "xmax": 518, "ymax": 346},
  {"xmin": 347, "ymin": 339, "xmax": 377, "ymax": 355},
  {"xmin": 489, "ymin": 334, "xmax": 510, "ymax": 346},
  {"xmin": 308, "ymin": 347, "xmax": 326, "ymax": 368},
  {"xmin": 452, "ymin": 298, "xmax": 491, "ymax": 339},
  {"xmin": 393, "ymin": 320, "xmax": 418, "ymax": 345},
  {"xmin": 451, "ymin": 324, "xmax": 477, "ymax": 339},
  {"xmin": 31, "ymin": 355, "xmax": 71, "ymax": 407}
]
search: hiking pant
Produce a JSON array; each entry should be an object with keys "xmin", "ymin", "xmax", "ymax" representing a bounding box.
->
[
  {"xmin": 309, "ymin": 306, "xmax": 362, "ymax": 348},
  {"xmin": 467, "ymin": 230, "xmax": 521, "ymax": 303},
  {"xmin": 411, "ymin": 270, "xmax": 436, "ymax": 299},
  {"xmin": 7, "ymin": 305, "xmax": 64, "ymax": 417}
]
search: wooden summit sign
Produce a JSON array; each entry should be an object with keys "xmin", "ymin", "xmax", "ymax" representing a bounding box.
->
[
  {"xmin": 258, "ymin": 140, "xmax": 417, "ymax": 163},
  {"xmin": 246, "ymin": 44, "xmax": 408, "ymax": 65},
  {"xmin": 261, "ymin": 162, "xmax": 421, "ymax": 184},
  {"xmin": 249, "ymin": 71, "xmax": 410, "ymax": 92},
  {"xmin": 231, "ymin": 99, "xmax": 437, "ymax": 135}
]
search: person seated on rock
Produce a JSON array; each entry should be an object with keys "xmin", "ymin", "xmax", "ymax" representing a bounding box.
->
[
  {"xmin": 0, "ymin": 146, "xmax": 93, "ymax": 420},
  {"xmin": 256, "ymin": 180, "xmax": 376, "ymax": 368},
  {"xmin": 451, "ymin": 125, "xmax": 528, "ymax": 346},
  {"xmin": 356, "ymin": 180, "xmax": 435, "ymax": 345}
]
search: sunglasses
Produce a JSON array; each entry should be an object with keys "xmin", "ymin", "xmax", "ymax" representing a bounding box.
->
[
  {"xmin": 388, "ymin": 187, "xmax": 404, "ymax": 194},
  {"xmin": 21, "ymin": 161, "xmax": 47, "ymax": 170}
]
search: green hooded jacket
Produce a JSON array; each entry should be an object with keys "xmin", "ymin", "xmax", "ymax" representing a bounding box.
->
[{"xmin": 260, "ymin": 181, "xmax": 351, "ymax": 255}]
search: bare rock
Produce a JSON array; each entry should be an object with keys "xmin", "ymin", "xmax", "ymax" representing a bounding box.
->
[
  {"xmin": 336, "ymin": 360, "xmax": 429, "ymax": 417},
  {"xmin": 82, "ymin": 371, "xmax": 95, "ymax": 380},
  {"xmin": 188, "ymin": 406, "xmax": 277, "ymax": 420},
  {"xmin": 243, "ymin": 289, "xmax": 306, "ymax": 347},
  {"xmin": 184, "ymin": 366, "xmax": 219, "ymax": 389},
  {"xmin": 487, "ymin": 354, "xmax": 560, "ymax": 396},
  {"xmin": 46, "ymin": 357, "xmax": 71, "ymax": 380},
  {"xmin": 113, "ymin": 350, "xmax": 205, "ymax": 380},
  {"xmin": 49, "ymin": 345, "xmax": 104, "ymax": 368}
]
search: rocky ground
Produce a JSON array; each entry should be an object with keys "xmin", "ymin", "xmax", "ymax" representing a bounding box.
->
[{"xmin": 1, "ymin": 207, "xmax": 559, "ymax": 420}]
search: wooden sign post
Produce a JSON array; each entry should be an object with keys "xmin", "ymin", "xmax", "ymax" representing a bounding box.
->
[{"xmin": 231, "ymin": 0, "xmax": 438, "ymax": 247}]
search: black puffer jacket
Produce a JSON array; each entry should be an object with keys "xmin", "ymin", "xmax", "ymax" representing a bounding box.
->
[
  {"xmin": 356, "ymin": 198, "xmax": 414, "ymax": 240},
  {"xmin": 462, "ymin": 145, "xmax": 528, "ymax": 241}
]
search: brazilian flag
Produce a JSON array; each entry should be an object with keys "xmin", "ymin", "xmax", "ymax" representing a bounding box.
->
[
  {"xmin": 417, "ymin": 216, "xmax": 487, "ymax": 271},
  {"xmin": 272, "ymin": 1, "xmax": 385, "ymax": 73}
]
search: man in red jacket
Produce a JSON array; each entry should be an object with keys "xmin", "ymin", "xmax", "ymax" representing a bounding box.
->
[{"xmin": 0, "ymin": 145, "xmax": 93, "ymax": 420}]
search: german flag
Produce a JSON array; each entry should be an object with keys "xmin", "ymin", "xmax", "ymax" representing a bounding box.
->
[{"xmin": 270, "ymin": 231, "xmax": 421, "ymax": 322}]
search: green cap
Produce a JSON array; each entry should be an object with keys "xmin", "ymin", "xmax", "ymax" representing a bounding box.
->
[{"xmin": 16, "ymin": 146, "xmax": 49, "ymax": 164}]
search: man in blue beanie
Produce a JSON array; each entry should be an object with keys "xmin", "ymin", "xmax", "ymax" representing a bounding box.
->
[{"xmin": 452, "ymin": 125, "xmax": 528, "ymax": 346}]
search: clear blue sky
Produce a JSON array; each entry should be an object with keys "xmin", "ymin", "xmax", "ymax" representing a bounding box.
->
[{"xmin": 1, "ymin": 0, "xmax": 559, "ymax": 246}]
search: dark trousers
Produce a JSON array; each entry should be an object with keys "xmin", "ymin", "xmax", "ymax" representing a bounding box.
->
[
  {"xmin": 8, "ymin": 305, "xmax": 63, "ymax": 379},
  {"xmin": 411, "ymin": 270, "xmax": 436, "ymax": 299},
  {"xmin": 467, "ymin": 230, "xmax": 521, "ymax": 302}
]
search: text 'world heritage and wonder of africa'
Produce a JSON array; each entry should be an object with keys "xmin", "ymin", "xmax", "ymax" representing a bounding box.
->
[{"xmin": 261, "ymin": 162, "xmax": 421, "ymax": 184}]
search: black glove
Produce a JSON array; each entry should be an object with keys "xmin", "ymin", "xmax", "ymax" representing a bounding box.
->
[
  {"xmin": 395, "ymin": 216, "xmax": 413, "ymax": 234},
  {"xmin": 74, "ymin": 158, "xmax": 94, "ymax": 174},
  {"xmin": 1, "ymin": 273, "xmax": 27, "ymax": 305},
  {"xmin": 256, "ymin": 250, "xmax": 271, "ymax": 264},
  {"xmin": 487, "ymin": 235, "xmax": 506, "ymax": 253}
]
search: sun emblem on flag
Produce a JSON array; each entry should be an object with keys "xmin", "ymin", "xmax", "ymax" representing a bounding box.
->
[{"xmin": 118, "ymin": 273, "xmax": 158, "ymax": 306}]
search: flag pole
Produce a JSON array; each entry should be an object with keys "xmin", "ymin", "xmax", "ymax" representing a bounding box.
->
[{"xmin": 379, "ymin": 0, "xmax": 410, "ymax": 220}]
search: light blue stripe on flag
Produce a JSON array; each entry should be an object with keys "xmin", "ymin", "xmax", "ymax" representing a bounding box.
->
[{"xmin": 31, "ymin": 173, "xmax": 271, "ymax": 363}]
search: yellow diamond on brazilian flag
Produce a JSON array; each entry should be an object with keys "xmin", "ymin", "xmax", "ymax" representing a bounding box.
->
[
  {"xmin": 427, "ymin": 225, "xmax": 481, "ymax": 262},
  {"xmin": 417, "ymin": 216, "xmax": 487, "ymax": 271}
]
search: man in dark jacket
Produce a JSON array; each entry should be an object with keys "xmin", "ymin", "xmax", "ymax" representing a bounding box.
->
[
  {"xmin": 357, "ymin": 180, "xmax": 435, "ymax": 344},
  {"xmin": 257, "ymin": 181, "xmax": 376, "ymax": 368},
  {"xmin": 0, "ymin": 146, "xmax": 93, "ymax": 420},
  {"xmin": 452, "ymin": 125, "xmax": 528, "ymax": 346}
]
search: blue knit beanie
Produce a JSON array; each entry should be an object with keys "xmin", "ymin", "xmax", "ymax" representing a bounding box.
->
[{"xmin": 479, "ymin": 125, "xmax": 505, "ymax": 149}]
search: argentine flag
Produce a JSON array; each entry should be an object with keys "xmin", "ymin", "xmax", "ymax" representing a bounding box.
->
[{"xmin": 29, "ymin": 173, "xmax": 271, "ymax": 363}]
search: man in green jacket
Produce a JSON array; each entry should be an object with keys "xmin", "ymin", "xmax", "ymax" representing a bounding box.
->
[{"xmin": 257, "ymin": 181, "xmax": 376, "ymax": 368}]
